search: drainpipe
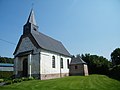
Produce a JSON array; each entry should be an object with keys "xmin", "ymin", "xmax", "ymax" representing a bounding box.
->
[
  {"xmin": 29, "ymin": 53, "xmax": 32, "ymax": 77},
  {"xmin": 39, "ymin": 52, "xmax": 41, "ymax": 79},
  {"xmin": 60, "ymin": 56, "xmax": 61, "ymax": 78}
]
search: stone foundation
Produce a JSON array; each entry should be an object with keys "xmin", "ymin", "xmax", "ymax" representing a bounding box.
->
[
  {"xmin": 40, "ymin": 73, "xmax": 69, "ymax": 80},
  {"xmin": 15, "ymin": 71, "xmax": 40, "ymax": 79},
  {"xmin": 15, "ymin": 71, "xmax": 69, "ymax": 80}
]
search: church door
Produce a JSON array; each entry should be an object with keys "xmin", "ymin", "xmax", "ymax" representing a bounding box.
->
[{"xmin": 23, "ymin": 58, "xmax": 28, "ymax": 77}]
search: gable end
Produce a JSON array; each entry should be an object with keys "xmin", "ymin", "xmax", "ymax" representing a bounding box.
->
[{"xmin": 13, "ymin": 33, "xmax": 40, "ymax": 56}]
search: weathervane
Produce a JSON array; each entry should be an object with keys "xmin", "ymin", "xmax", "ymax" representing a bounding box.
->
[{"xmin": 32, "ymin": 3, "xmax": 34, "ymax": 9}]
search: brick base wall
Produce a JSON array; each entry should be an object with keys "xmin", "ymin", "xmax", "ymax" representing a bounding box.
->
[{"xmin": 40, "ymin": 73, "xmax": 69, "ymax": 80}]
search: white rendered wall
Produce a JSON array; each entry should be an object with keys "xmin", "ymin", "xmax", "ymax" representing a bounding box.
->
[{"xmin": 40, "ymin": 49, "xmax": 71, "ymax": 75}]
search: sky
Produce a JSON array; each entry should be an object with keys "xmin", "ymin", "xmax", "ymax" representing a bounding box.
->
[{"xmin": 0, "ymin": 0, "xmax": 120, "ymax": 60}]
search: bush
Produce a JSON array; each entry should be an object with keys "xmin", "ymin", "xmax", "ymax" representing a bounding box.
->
[
  {"xmin": 0, "ymin": 71, "xmax": 13, "ymax": 78},
  {"xmin": 0, "ymin": 79, "xmax": 4, "ymax": 83},
  {"xmin": 22, "ymin": 77, "xmax": 34, "ymax": 81},
  {"xmin": 12, "ymin": 78, "xmax": 22, "ymax": 83},
  {"xmin": 22, "ymin": 77, "xmax": 28, "ymax": 81},
  {"xmin": 1, "ymin": 77, "xmax": 34, "ymax": 86},
  {"xmin": 5, "ymin": 80, "xmax": 12, "ymax": 85},
  {"xmin": 28, "ymin": 77, "xmax": 34, "ymax": 80}
]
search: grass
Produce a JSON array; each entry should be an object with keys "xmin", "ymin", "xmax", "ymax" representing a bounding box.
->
[{"xmin": 0, "ymin": 75, "xmax": 120, "ymax": 90}]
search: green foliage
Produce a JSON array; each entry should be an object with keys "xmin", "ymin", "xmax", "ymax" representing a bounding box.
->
[
  {"xmin": 12, "ymin": 78, "xmax": 22, "ymax": 83},
  {"xmin": 0, "ymin": 77, "xmax": 35, "ymax": 86},
  {"xmin": 0, "ymin": 71, "xmax": 13, "ymax": 79},
  {"xmin": 81, "ymin": 54, "xmax": 112, "ymax": 75},
  {"xmin": 0, "ymin": 75, "xmax": 120, "ymax": 90},
  {"xmin": 4, "ymin": 80, "xmax": 12, "ymax": 85},
  {"xmin": 21, "ymin": 77, "xmax": 34, "ymax": 81},
  {"xmin": 21, "ymin": 77, "xmax": 28, "ymax": 81},
  {"xmin": 109, "ymin": 65, "xmax": 120, "ymax": 80},
  {"xmin": 111, "ymin": 48, "xmax": 120, "ymax": 65},
  {"xmin": 0, "ymin": 56, "xmax": 13, "ymax": 64},
  {"xmin": 0, "ymin": 79, "xmax": 4, "ymax": 83},
  {"xmin": 28, "ymin": 77, "xmax": 34, "ymax": 80}
]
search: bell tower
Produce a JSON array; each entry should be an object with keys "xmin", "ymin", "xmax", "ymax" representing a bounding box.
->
[{"xmin": 23, "ymin": 9, "xmax": 38, "ymax": 35}]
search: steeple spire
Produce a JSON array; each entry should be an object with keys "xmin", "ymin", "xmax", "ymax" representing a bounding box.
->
[
  {"xmin": 27, "ymin": 8, "xmax": 37, "ymax": 25},
  {"xmin": 23, "ymin": 8, "xmax": 38, "ymax": 35}
]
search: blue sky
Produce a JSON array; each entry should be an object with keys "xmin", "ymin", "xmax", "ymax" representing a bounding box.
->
[{"xmin": 0, "ymin": 0, "xmax": 120, "ymax": 60}]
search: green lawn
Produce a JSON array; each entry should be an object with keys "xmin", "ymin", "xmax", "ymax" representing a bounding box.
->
[{"xmin": 0, "ymin": 75, "xmax": 120, "ymax": 90}]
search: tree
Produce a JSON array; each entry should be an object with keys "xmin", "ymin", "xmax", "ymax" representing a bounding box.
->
[
  {"xmin": 81, "ymin": 54, "xmax": 112, "ymax": 75},
  {"xmin": 109, "ymin": 65, "xmax": 120, "ymax": 80},
  {"xmin": 111, "ymin": 48, "xmax": 120, "ymax": 65},
  {"xmin": 0, "ymin": 56, "xmax": 14, "ymax": 63}
]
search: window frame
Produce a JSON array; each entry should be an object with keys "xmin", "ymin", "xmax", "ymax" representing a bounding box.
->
[
  {"xmin": 67, "ymin": 59, "xmax": 69, "ymax": 69},
  {"xmin": 52, "ymin": 56, "xmax": 55, "ymax": 68},
  {"xmin": 60, "ymin": 58, "xmax": 63, "ymax": 68}
]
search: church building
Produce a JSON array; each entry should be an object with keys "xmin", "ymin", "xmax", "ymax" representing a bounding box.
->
[{"xmin": 13, "ymin": 9, "xmax": 71, "ymax": 80}]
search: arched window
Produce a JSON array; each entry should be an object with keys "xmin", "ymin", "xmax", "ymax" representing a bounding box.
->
[
  {"xmin": 60, "ymin": 58, "xmax": 63, "ymax": 68},
  {"xmin": 52, "ymin": 56, "xmax": 55, "ymax": 68},
  {"xmin": 67, "ymin": 59, "xmax": 69, "ymax": 69}
]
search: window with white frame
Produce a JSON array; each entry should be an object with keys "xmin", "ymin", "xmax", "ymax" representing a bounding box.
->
[
  {"xmin": 67, "ymin": 59, "xmax": 69, "ymax": 69},
  {"xmin": 52, "ymin": 56, "xmax": 55, "ymax": 68},
  {"xmin": 60, "ymin": 58, "xmax": 63, "ymax": 68}
]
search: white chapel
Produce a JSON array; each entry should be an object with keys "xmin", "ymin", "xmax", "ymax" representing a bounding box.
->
[{"xmin": 13, "ymin": 9, "xmax": 71, "ymax": 80}]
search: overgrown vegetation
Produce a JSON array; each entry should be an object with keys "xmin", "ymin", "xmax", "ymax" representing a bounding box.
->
[
  {"xmin": 0, "ymin": 71, "xmax": 13, "ymax": 79},
  {"xmin": 0, "ymin": 77, "xmax": 34, "ymax": 85},
  {"xmin": 80, "ymin": 54, "xmax": 112, "ymax": 75},
  {"xmin": 0, "ymin": 75, "xmax": 120, "ymax": 90}
]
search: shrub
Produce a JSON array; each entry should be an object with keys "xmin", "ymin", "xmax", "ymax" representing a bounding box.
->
[
  {"xmin": 12, "ymin": 79, "xmax": 22, "ymax": 83},
  {"xmin": 0, "ymin": 79, "xmax": 4, "ymax": 83},
  {"xmin": 28, "ymin": 77, "xmax": 34, "ymax": 80},
  {"xmin": 22, "ymin": 77, "xmax": 28, "ymax": 81},
  {"xmin": 0, "ymin": 71, "xmax": 13, "ymax": 78},
  {"xmin": 5, "ymin": 80, "xmax": 12, "ymax": 85},
  {"xmin": 22, "ymin": 77, "xmax": 34, "ymax": 81},
  {"xmin": 1, "ymin": 77, "xmax": 34, "ymax": 86}
]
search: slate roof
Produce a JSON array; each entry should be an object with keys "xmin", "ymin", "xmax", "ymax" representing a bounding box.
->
[
  {"xmin": 31, "ymin": 30, "xmax": 71, "ymax": 56},
  {"xmin": 70, "ymin": 56, "xmax": 86, "ymax": 65}
]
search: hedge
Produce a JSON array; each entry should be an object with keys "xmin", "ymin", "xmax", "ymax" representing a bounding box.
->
[{"xmin": 0, "ymin": 71, "xmax": 13, "ymax": 79}]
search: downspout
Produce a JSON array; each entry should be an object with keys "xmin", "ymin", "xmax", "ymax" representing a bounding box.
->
[
  {"xmin": 29, "ymin": 53, "xmax": 32, "ymax": 77},
  {"xmin": 60, "ymin": 55, "xmax": 61, "ymax": 78},
  {"xmin": 39, "ymin": 52, "xmax": 41, "ymax": 79}
]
